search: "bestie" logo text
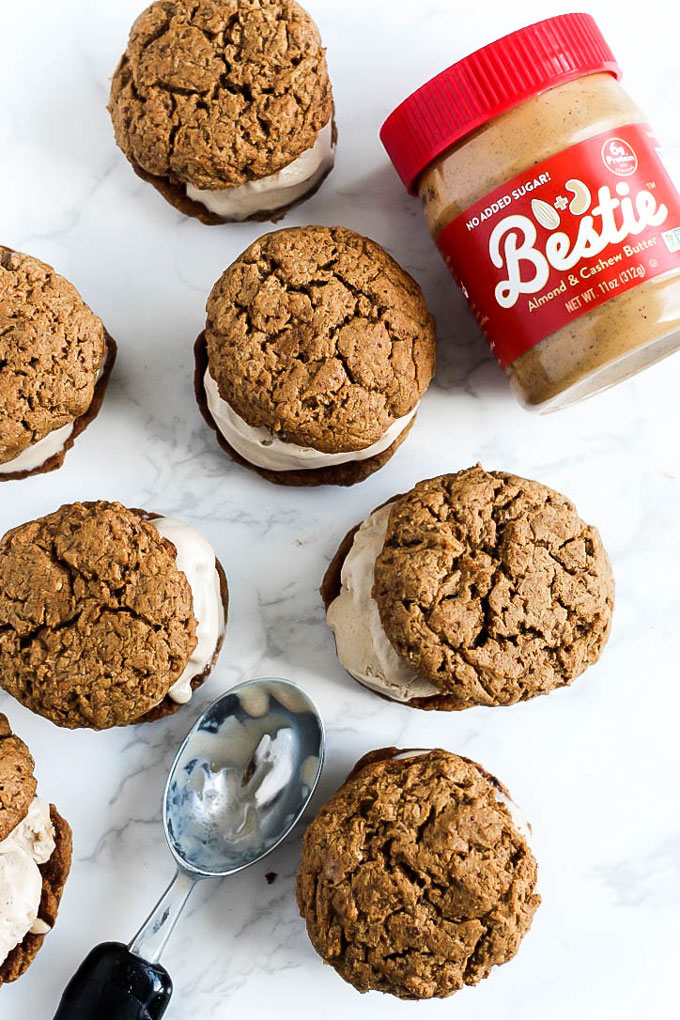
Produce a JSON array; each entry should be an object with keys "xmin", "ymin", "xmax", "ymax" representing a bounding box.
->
[{"xmin": 489, "ymin": 182, "xmax": 668, "ymax": 309}]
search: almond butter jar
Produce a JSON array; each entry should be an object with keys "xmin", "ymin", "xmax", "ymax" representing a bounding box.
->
[{"xmin": 381, "ymin": 14, "xmax": 680, "ymax": 411}]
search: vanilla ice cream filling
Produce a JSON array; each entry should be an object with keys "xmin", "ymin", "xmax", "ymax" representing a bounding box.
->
[
  {"xmin": 152, "ymin": 518, "xmax": 225, "ymax": 705},
  {"xmin": 0, "ymin": 422, "xmax": 74, "ymax": 475},
  {"xmin": 186, "ymin": 121, "xmax": 335, "ymax": 221},
  {"xmin": 495, "ymin": 788, "xmax": 532, "ymax": 842},
  {"xmin": 326, "ymin": 506, "xmax": 439, "ymax": 702},
  {"xmin": 0, "ymin": 797, "xmax": 56, "ymax": 965},
  {"xmin": 385, "ymin": 751, "xmax": 532, "ymax": 842},
  {"xmin": 204, "ymin": 370, "xmax": 417, "ymax": 472}
]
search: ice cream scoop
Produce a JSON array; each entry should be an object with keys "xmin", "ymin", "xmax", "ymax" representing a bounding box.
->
[{"xmin": 52, "ymin": 678, "xmax": 325, "ymax": 1020}]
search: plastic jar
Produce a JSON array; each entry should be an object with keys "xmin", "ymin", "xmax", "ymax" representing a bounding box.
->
[{"xmin": 381, "ymin": 14, "xmax": 680, "ymax": 411}]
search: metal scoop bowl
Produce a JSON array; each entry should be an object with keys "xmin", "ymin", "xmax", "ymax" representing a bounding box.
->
[{"xmin": 52, "ymin": 678, "xmax": 325, "ymax": 1020}]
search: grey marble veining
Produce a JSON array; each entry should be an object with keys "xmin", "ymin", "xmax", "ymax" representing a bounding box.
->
[{"xmin": 1, "ymin": 1, "xmax": 679, "ymax": 1017}]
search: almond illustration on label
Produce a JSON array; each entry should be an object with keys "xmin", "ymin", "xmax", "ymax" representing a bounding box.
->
[
  {"xmin": 565, "ymin": 178, "xmax": 591, "ymax": 215},
  {"xmin": 531, "ymin": 198, "xmax": 561, "ymax": 230}
]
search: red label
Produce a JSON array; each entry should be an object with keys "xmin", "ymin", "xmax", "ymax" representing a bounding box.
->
[{"xmin": 436, "ymin": 123, "xmax": 680, "ymax": 368}]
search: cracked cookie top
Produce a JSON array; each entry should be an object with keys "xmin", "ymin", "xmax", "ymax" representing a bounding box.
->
[
  {"xmin": 297, "ymin": 747, "xmax": 540, "ymax": 999},
  {"xmin": 0, "ymin": 714, "xmax": 37, "ymax": 843},
  {"xmin": 373, "ymin": 466, "xmax": 615, "ymax": 708},
  {"xmin": 109, "ymin": 0, "xmax": 334, "ymax": 191},
  {"xmin": 0, "ymin": 247, "xmax": 107, "ymax": 465},
  {"xmin": 0, "ymin": 502, "xmax": 198, "ymax": 730},
  {"xmin": 205, "ymin": 226, "xmax": 437, "ymax": 452}
]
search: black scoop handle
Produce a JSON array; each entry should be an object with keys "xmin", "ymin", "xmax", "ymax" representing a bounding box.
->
[{"xmin": 51, "ymin": 942, "xmax": 172, "ymax": 1020}]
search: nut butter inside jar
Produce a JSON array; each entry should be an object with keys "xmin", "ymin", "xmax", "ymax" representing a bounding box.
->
[{"xmin": 381, "ymin": 14, "xmax": 680, "ymax": 411}]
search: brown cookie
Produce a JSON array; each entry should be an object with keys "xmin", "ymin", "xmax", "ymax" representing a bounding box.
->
[
  {"xmin": 0, "ymin": 806, "xmax": 73, "ymax": 985},
  {"xmin": 194, "ymin": 333, "xmax": 416, "ymax": 487},
  {"xmin": 109, "ymin": 0, "xmax": 334, "ymax": 220},
  {"xmin": 297, "ymin": 747, "xmax": 540, "ymax": 1000},
  {"xmin": 323, "ymin": 467, "xmax": 615, "ymax": 710},
  {"xmin": 0, "ymin": 715, "xmax": 37, "ymax": 842},
  {"xmin": 199, "ymin": 226, "xmax": 436, "ymax": 484},
  {"xmin": 375, "ymin": 467, "xmax": 615, "ymax": 708},
  {"xmin": 0, "ymin": 502, "xmax": 226, "ymax": 729},
  {"xmin": 0, "ymin": 246, "xmax": 116, "ymax": 480},
  {"xmin": 206, "ymin": 226, "xmax": 436, "ymax": 448}
]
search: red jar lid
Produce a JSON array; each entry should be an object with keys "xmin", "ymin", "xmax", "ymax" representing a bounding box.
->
[{"xmin": 381, "ymin": 13, "xmax": 621, "ymax": 194}]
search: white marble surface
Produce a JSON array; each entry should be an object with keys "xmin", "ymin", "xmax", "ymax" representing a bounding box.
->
[{"xmin": 1, "ymin": 0, "xmax": 679, "ymax": 1016}]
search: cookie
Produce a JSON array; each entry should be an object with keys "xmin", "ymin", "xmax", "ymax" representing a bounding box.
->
[
  {"xmin": 297, "ymin": 747, "xmax": 540, "ymax": 999},
  {"xmin": 0, "ymin": 246, "xmax": 116, "ymax": 481},
  {"xmin": 0, "ymin": 715, "xmax": 72, "ymax": 984},
  {"xmin": 109, "ymin": 0, "xmax": 335, "ymax": 223},
  {"xmin": 323, "ymin": 466, "xmax": 614, "ymax": 708},
  {"xmin": 198, "ymin": 226, "xmax": 436, "ymax": 486},
  {"xmin": 0, "ymin": 502, "xmax": 228, "ymax": 729}
]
